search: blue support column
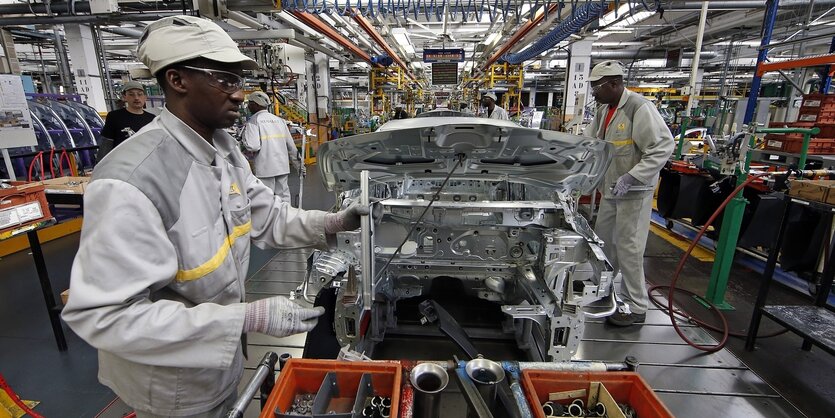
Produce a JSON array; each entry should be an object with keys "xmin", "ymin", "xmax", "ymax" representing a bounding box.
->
[
  {"xmin": 821, "ymin": 37, "xmax": 835, "ymax": 94},
  {"xmin": 703, "ymin": 0, "xmax": 780, "ymax": 310},
  {"xmin": 743, "ymin": 0, "xmax": 780, "ymax": 125}
]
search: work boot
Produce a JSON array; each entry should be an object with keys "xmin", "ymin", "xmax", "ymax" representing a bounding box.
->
[{"xmin": 606, "ymin": 311, "xmax": 646, "ymax": 327}]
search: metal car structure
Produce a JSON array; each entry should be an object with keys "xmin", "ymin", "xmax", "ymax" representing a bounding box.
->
[{"xmin": 308, "ymin": 113, "xmax": 619, "ymax": 361}]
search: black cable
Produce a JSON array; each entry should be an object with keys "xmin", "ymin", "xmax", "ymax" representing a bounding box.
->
[{"xmin": 373, "ymin": 154, "xmax": 465, "ymax": 282}]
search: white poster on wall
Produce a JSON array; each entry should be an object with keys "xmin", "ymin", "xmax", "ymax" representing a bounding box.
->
[{"xmin": 0, "ymin": 74, "xmax": 37, "ymax": 149}]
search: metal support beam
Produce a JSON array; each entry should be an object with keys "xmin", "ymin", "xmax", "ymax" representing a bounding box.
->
[
  {"xmin": 351, "ymin": 11, "xmax": 416, "ymax": 82},
  {"xmin": 756, "ymin": 53, "xmax": 835, "ymax": 77},
  {"xmin": 676, "ymin": 1, "xmax": 709, "ymax": 160},
  {"xmin": 704, "ymin": 0, "xmax": 780, "ymax": 310},
  {"xmin": 289, "ymin": 11, "xmax": 373, "ymax": 64}
]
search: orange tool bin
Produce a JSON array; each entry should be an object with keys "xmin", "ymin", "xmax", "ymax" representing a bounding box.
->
[
  {"xmin": 260, "ymin": 359, "xmax": 402, "ymax": 418},
  {"xmin": 0, "ymin": 181, "xmax": 52, "ymax": 234},
  {"xmin": 521, "ymin": 370, "xmax": 673, "ymax": 418}
]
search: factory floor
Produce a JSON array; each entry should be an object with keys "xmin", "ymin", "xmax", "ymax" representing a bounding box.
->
[{"xmin": 0, "ymin": 168, "xmax": 833, "ymax": 418}]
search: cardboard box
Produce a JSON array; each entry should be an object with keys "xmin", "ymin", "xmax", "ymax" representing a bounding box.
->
[
  {"xmin": 41, "ymin": 176, "xmax": 91, "ymax": 195},
  {"xmin": 788, "ymin": 179, "xmax": 835, "ymax": 203}
]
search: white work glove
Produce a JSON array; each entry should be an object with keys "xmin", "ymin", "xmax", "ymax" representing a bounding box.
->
[
  {"xmin": 612, "ymin": 173, "xmax": 638, "ymax": 197},
  {"xmin": 324, "ymin": 201, "xmax": 370, "ymax": 234},
  {"xmin": 243, "ymin": 296, "xmax": 325, "ymax": 337},
  {"xmin": 299, "ymin": 161, "xmax": 307, "ymax": 177}
]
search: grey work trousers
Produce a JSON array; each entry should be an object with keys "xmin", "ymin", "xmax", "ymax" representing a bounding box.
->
[
  {"xmin": 594, "ymin": 193, "xmax": 653, "ymax": 315},
  {"xmin": 134, "ymin": 391, "xmax": 236, "ymax": 418},
  {"xmin": 259, "ymin": 174, "xmax": 291, "ymax": 203}
]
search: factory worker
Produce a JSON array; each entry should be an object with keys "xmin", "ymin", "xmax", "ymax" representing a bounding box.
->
[
  {"xmin": 62, "ymin": 15, "xmax": 368, "ymax": 418},
  {"xmin": 242, "ymin": 91, "xmax": 304, "ymax": 202},
  {"xmin": 481, "ymin": 92, "xmax": 509, "ymax": 120},
  {"xmin": 585, "ymin": 60, "xmax": 674, "ymax": 327}
]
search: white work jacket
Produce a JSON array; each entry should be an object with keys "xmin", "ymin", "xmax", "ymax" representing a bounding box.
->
[
  {"xmin": 484, "ymin": 105, "xmax": 509, "ymax": 120},
  {"xmin": 585, "ymin": 88, "xmax": 674, "ymax": 200},
  {"xmin": 242, "ymin": 110, "xmax": 298, "ymax": 178},
  {"xmin": 62, "ymin": 108, "xmax": 331, "ymax": 416}
]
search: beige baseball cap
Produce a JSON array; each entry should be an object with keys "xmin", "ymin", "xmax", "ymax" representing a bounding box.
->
[
  {"xmin": 247, "ymin": 91, "xmax": 271, "ymax": 107},
  {"xmin": 137, "ymin": 15, "xmax": 259, "ymax": 75},
  {"xmin": 588, "ymin": 60, "xmax": 625, "ymax": 82},
  {"xmin": 121, "ymin": 81, "xmax": 145, "ymax": 94},
  {"xmin": 482, "ymin": 92, "xmax": 497, "ymax": 101}
]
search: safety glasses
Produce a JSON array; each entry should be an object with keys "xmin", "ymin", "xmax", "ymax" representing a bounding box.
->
[
  {"xmin": 178, "ymin": 65, "xmax": 244, "ymax": 94},
  {"xmin": 590, "ymin": 81, "xmax": 609, "ymax": 93}
]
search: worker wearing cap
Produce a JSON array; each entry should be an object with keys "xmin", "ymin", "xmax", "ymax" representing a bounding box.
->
[
  {"xmin": 99, "ymin": 81, "xmax": 156, "ymax": 154},
  {"xmin": 62, "ymin": 16, "xmax": 369, "ymax": 417},
  {"xmin": 392, "ymin": 104, "xmax": 409, "ymax": 119},
  {"xmin": 585, "ymin": 60, "xmax": 674, "ymax": 327},
  {"xmin": 481, "ymin": 92, "xmax": 509, "ymax": 120},
  {"xmin": 242, "ymin": 91, "xmax": 304, "ymax": 202}
]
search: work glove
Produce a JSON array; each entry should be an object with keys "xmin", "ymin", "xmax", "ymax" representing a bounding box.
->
[
  {"xmin": 323, "ymin": 200, "xmax": 384, "ymax": 233},
  {"xmin": 611, "ymin": 173, "xmax": 638, "ymax": 197},
  {"xmin": 243, "ymin": 296, "xmax": 325, "ymax": 337},
  {"xmin": 299, "ymin": 161, "xmax": 307, "ymax": 177}
]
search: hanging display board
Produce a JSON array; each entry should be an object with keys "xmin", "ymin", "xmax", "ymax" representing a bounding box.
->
[
  {"xmin": 431, "ymin": 63, "xmax": 458, "ymax": 86},
  {"xmin": 423, "ymin": 48, "xmax": 465, "ymax": 63},
  {"xmin": 0, "ymin": 75, "xmax": 36, "ymax": 149}
]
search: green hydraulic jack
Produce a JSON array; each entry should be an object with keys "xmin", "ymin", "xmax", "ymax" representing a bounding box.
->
[{"xmin": 697, "ymin": 125, "xmax": 820, "ymax": 310}]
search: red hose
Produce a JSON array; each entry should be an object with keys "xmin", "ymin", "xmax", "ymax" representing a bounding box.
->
[
  {"xmin": 48, "ymin": 148, "xmax": 55, "ymax": 179},
  {"xmin": 58, "ymin": 149, "xmax": 72, "ymax": 177},
  {"xmin": 27, "ymin": 152, "xmax": 44, "ymax": 182},
  {"xmin": 0, "ymin": 373, "xmax": 44, "ymax": 418},
  {"xmin": 647, "ymin": 173, "xmax": 787, "ymax": 353}
]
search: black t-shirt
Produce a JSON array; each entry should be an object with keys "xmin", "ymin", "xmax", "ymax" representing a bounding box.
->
[{"xmin": 101, "ymin": 108, "xmax": 156, "ymax": 147}]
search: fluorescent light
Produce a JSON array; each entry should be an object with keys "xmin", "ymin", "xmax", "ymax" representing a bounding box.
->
[
  {"xmin": 638, "ymin": 83, "xmax": 669, "ymax": 88},
  {"xmin": 319, "ymin": 14, "xmax": 336, "ymax": 26},
  {"xmin": 392, "ymin": 28, "xmax": 416, "ymax": 55}
]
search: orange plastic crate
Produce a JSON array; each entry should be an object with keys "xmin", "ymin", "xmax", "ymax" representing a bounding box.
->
[
  {"xmin": 0, "ymin": 181, "xmax": 52, "ymax": 234},
  {"xmin": 521, "ymin": 370, "xmax": 673, "ymax": 418},
  {"xmin": 260, "ymin": 359, "xmax": 402, "ymax": 418}
]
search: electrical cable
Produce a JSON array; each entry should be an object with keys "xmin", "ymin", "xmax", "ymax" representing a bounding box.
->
[
  {"xmin": 0, "ymin": 372, "xmax": 44, "ymax": 418},
  {"xmin": 647, "ymin": 172, "xmax": 788, "ymax": 353},
  {"xmin": 373, "ymin": 153, "xmax": 465, "ymax": 282}
]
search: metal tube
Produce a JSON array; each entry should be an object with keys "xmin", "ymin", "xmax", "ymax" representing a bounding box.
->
[
  {"xmin": 360, "ymin": 170, "xmax": 373, "ymax": 312},
  {"xmin": 410, "ymin": 363, "xmax": 449, "ymax": 418},
  {"xmin": 465, "ymin": 358, "xmax": 505, "ymax": 416},
  {"xmin": 0, "ymin": 12, "xmax": 179, "ymax": 26},
  {"xmin": 226, "ymin": 352, "xmax": 277, "ymax": 418},
  {"xmin": 278, "ymin": 352, "xmax": 292, "ymax": 371}
]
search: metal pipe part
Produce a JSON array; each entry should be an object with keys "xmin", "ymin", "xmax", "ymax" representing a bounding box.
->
[
  {"xmin": 278, "ymin": 352, "xmax": 291, "ymax": 371},
  {"xmin": 226, "ymin": 352, "xmax": 277, "ymax": 418},
  {"xmin": 465, "ymin": 358, "xmax": 505, "ymax": 415},
  {"xmin": 503, "ymin": 359, "xmax": 635, "ymax": 373},
  {"xmin": 410, "ymin": 363, "xmax": 449, "ymax": 418}
]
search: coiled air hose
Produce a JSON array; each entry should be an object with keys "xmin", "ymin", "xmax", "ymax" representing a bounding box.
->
[{"xmin": 647, "ymin": 173, "xmax": 788, "ymax": 353}]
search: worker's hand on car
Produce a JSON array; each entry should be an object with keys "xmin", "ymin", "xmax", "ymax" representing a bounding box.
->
[
  {"xmin": 323, "ymin": 200, "xmax": 383, "ymax": 233},
  {"xmin": 612, "ymin": 173, "xmax": 638, "ymax": 197},
  {"xmin": 243, "ymin": 296, "xmax": 325, "ymax": 337}
]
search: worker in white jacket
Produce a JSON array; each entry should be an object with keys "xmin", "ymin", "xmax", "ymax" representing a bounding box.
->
[
  {"xmin": 242, "ymin": 91, "xmax": 303, "ymax": 202},
  {"xmin": 585, "ymin": 60, "xmax": 674, "ymax": 327},
  {"xmin": 61, "ymin": 16, "xmax": 368, "ymax": 418},
  {"xmin": 481, "ymin": 92, "xmax": 509, "ymax": 120}
]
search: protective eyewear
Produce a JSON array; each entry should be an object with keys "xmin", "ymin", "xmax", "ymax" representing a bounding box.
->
[
  {"xmin": 590, "ymin": 81, "xmax": 609, "ymax": 93},
  {"xmin": 179, "ymin": 65, "xmax": 244, "ymax": 94}
]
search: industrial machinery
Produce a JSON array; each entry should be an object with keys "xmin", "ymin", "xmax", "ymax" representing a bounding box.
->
[{"xmin": 308, "ymin": 112, "xmax": 620, "ymax": 362}]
